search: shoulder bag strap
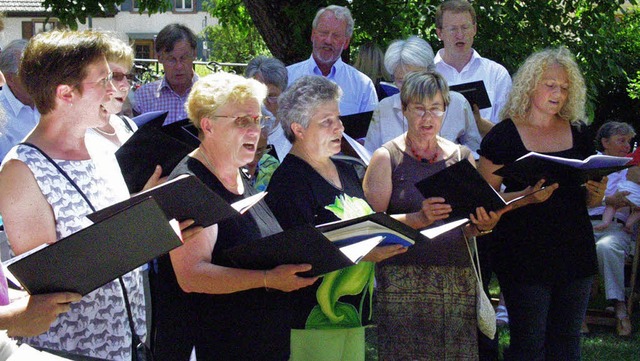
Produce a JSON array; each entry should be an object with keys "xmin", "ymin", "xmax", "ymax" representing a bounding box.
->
[{"xmin": 19, "ymin": 141, "xmax": 142, "ymax": 359}]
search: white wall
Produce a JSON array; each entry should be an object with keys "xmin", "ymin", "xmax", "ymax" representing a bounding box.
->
[{"xmin": 1, "ymin": 11, "xmax": 217, "ymax": 49}]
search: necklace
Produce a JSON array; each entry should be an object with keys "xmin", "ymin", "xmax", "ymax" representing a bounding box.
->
[
  {"xmin": 94, "ymin": 126, "xmax": 117, "ymax": 137},
  {"xmin": 198, "ymin": 146, "xmax": 239, "ymax": 189},
  {"xmin": 406, "ymin": 135, "xmax": 439, "ymax": 164}
]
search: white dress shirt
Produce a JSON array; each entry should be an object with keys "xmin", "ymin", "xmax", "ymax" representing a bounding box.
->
[
  {"xmin": 434, "ymin": 49, "xmax": 512, "ymax": 124},
  {"xmin": 364, "ymin": 92, "xmax": 482, "ymax": 158}
]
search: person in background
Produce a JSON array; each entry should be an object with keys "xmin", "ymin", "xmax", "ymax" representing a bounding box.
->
[
  {"xmin": 0, "ymin": 40, "xmax": 40, "ymax": 163},
  {"xmin": 363, "ymin": 70, "xmax": 503, "ymax": 359},
  {"xmin": 589, "ymin": 121, "xmax": 636, "ymax": 336},
  {"xmin": 364, "ymin": 35, "xmax": 482, "ymax": 156},
  {"xmin": 245, "ymin": 56, "xmax": 291, "ymax": 161},
  {"xmin": 245, "ymin": 127, "xmax": 279, "ymax": 192},
  {"xmin": 287, "ymin": 5, "xmax": 377, "ymax": 116},
  {"xmin": 353, "ymin": 41, "xmax": 392, "ymax": 101},
  {"xmin": 0, "ymin": 30, "xmax": 147, "ymax": 360},
  {"xmin": 477, "ymin": 47, "xmax": 605, "ymax": 360},
  {"xmin": 133, "ymin": 23, "xmax": 198, "ymax": 124},
  {"xmin": 434, "ymin": 0, "xmax": 512, "ymax": 135},
  {"xmin": 155, "ymin": 72, "xmax": 316, "ymax": 360},
  {"xmin": 87, "ymin": 33, "xmax": 165, "ymax": 191}
]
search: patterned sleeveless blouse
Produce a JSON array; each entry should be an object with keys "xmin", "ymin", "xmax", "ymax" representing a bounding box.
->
[{"xmin": 6, "ymin": 144, "xmax": 146, "ymax": 361}]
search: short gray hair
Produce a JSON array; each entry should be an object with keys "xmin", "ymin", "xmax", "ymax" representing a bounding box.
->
[
  {"xmin": 277, "ymin": 75, "xmax": 342, "ymax": 143},
  {"xmin": 595, "ymin": 121, "xmax": 636, "ymax": 152},
  {"xmin": 0, "ymin": 39, "xmax": 28, "ymax": 74},
  {"xmin": 400, "ymin": 70, "xmax": 450, "ymax": 110},
  {"xmin": 384, "ymin": 35, "xmax": 434, "ymax": 75},
  {"xmin": 245, "ymin": 56, "xmax": 288, "ymax": 92},
  {"xmin": 313, "ymin": 5, "xmax": 354, "ymax": 38}
]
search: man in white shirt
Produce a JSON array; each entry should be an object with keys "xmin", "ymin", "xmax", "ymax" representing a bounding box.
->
[
  {"xmin": 434, "ymin": 0, "xmax": 512, "ymax": 136},
  {"xmin": 287, "ymin": 5, "xmax": 377, "ymax": 116},
  {"xmin": 0, "ymin": 40, "xmax": 40, "ymax": 162}
]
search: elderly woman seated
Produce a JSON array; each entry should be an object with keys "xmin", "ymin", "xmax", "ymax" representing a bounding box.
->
[{"xmin": 152, "ymin": 71, "xmax": 317, "ymax": 360}]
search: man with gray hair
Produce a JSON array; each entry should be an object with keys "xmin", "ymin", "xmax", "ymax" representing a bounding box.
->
[
  {"xmin": 0, "ymin": 39, "xmax": 39, "ymax": 162},
  {"xmin": 286, "ymin": 5, "xmax": 377, "ymax": 116}
]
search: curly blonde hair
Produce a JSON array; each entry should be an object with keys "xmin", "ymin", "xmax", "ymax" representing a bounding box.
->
[
  {"xmin": 185, "ymin": 72, "xmax": 267, "ymax": 136},
  {"xmin": 500, "ymin": 47, "xmax": 586, "ymax": 124}
]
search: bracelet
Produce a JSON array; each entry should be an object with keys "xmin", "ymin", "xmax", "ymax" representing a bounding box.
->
[
  {"xmin": 474, "ymin": 224, "xmax": 493, "ymax": 236},
  {"xmin": 263, "ymin": 270, "xmax": 268, "ymax": 290}
]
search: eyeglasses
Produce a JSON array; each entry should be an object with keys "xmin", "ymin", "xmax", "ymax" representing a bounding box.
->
[
  {"xmin": 162, "ymin": 54, "xmax": 195, "ymax": 67},
  {"xmin": 112, "ymin": 72, "xmax": 136, "ymax": 83},
  {"xmin": 81, "ymin": 72, "xmax": 113, "ymax": 88},
  {"xmin": 214, "ymin": 115, "xmax": 273, "ymax": 129},
  {"xmin": 408, "ymin": 106, "xmax": 445, "ymax": 119},
  {"xmin": 443, "ymin": 23, "xmax": 474, "ymax": 36}
]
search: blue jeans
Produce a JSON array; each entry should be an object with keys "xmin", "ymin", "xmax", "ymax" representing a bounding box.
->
[{"xmin": 499, "ymin": 275, "xmax": 593, "ymax": 361}]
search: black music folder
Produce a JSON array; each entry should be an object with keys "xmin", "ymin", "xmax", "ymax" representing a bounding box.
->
[
  {"xmin": 116, "ymin": 112, "xmax": 200, "ymax": 193},
  {"xmin": 340, "ymin": 111, "xmax": 373, "ymax": 139},
  {"xmin": 415, "ymin": 159, "xmax": 511, "ymax": 222},
  {"xmin": 223, "ymin": 213, "xmax": 416, "ymax": 277},
  {"xmin": 7, "ymin": 197, "xmax": 182, "ymax": 295},
  {"xmin": 493, "ymin": 152, "xmax": 632, "ymax": 186},
  {"xmin": 449, "ymin": 81, "xmax": 492, "ymax": 110},
  {"xmin": 413, "ymin": 159, "xmax": 554, "ymax": 238},
  {"xmin": 87, "ymin": 174, "xmax": 259, "ymax": 229}
]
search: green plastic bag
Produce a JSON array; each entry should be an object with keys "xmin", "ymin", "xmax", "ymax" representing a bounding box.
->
[{"xmin": 289, "ymin": 327, "xmax": 365, "ymax": 361}]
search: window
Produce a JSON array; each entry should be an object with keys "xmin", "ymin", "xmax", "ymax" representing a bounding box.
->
[
  {"xmin": 132, "ymin": 0, "xmax": 141, "ymax": 11},
  {"xmin": 133, "ymin": 40, "xmax": 155, "ymax": 59},
  {"xmin": 174, "ymin": 0, "xmax": 194, "ymax": 12},
  {"xmin": 22, "ymin": 19, "xmax": 60, "ymax": 40}
]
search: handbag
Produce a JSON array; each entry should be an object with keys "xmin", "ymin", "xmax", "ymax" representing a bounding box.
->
[
  {"xmin": 20, "ymin": 142, "xmax": 153, "ymax": 361},
  {"xmin": 464, "ymin": 233, "xmax": 497, "ymax": 340}
]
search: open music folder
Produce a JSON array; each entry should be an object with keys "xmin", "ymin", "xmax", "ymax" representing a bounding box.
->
[
  {"xmin": 415, "ymin": 159, "xmax": 543, "ymax": 238},
  {"xmin": 6, "ymin": 197, "xmax": 183, "ymax": 295},
  {"xmin": 493, "ymin": 151, "xmax": 632, "ymax": 186},
  {"xmin": 223, "ymin": 213, "xmax": 418, "ymax": 277}
]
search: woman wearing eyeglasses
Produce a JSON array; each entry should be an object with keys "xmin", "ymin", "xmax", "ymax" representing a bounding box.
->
[
  {"xmin": 153, "ymin": 72, "xmax": 317, "ymax": 361},
  {"xmin": 87, "ymin": 33, "xmax": 138, "ymax": 150},
  {"xmin": 362, "ymin": 70, "xmax": 503, "ymax": 360},
  {"xmin": 86, "ymin": 33, "xmax": 165, "ymax": 194}
]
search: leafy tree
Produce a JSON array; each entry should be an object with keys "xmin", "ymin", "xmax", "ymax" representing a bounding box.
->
[{"xmin": 203, "ymin": 0, "xmax": 271, "ymax": 73}]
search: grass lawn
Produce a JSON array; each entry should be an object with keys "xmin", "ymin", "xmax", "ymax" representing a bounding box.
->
[{"xmin": 364, "ymin": 276, "xmax": 640, "ymax": 360}]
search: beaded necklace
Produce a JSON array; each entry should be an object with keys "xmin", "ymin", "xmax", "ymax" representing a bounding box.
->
[{"xmin": 406, "ymin": 135, "xmax": 439, "ymax": 164}]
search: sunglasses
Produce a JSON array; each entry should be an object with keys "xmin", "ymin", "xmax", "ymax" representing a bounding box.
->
[{"xmin": 112, "ymin": 72, "xmax": 136, "ymax": 83}]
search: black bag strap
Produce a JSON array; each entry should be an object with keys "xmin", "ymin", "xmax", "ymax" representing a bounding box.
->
[
  {"xmin": 118, "ymin": 115, "xmax": 135, "ymax": 134},
  {"xmin": 19, "ymin": 141, "xmax": 144, "ymax": 360}
]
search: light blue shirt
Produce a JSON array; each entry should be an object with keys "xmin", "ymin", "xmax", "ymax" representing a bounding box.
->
[
  {"xmin": 287, "ymin": 56, "xmax": 377, "ymax": 116},
  {"xmin": 0, "ymin": 85, "xmax": 40, "ymax": 163}
]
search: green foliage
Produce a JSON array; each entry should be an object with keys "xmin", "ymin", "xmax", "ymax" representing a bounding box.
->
[
  {"xmin": 202, "ymin": 0, "xmax": 271, "ymax": 72},
  {"xmin": 351, "ymin": 0, "xmax": 639, "ymax": 123},
  {"xmin": 628, "ymin": 71, "xmax": 640, "ymax": 100}
]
